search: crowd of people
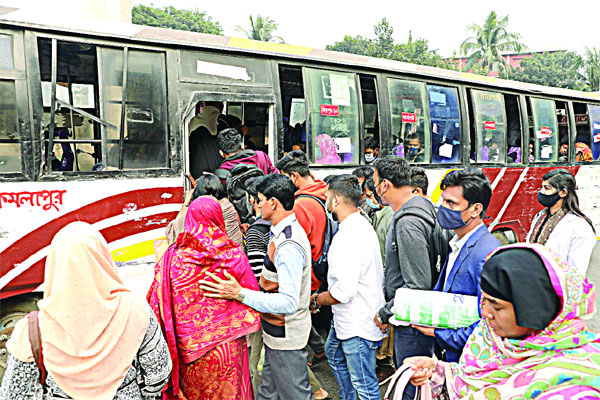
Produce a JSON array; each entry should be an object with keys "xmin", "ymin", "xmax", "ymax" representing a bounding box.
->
[{"xmin": 1, "ymin": 119, "xmax": 599, "ymax": 400}]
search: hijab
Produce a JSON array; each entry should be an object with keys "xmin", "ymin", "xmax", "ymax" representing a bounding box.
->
[
  {"xmin": 447, "ymin": 243, "xmax": 600, "ymax": 399},
  {"xmin": 7, "ymin": 222, "xmax": 149, "ymax": 400}
]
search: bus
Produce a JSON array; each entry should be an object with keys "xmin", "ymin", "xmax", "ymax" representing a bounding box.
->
[{"xmin": 1, "ymin": 7, "xmax": 599, "ymax": 376}]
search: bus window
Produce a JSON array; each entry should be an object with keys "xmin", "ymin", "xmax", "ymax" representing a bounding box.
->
[
  {"xmin": 573, "ymin": 102, "xmax": 593, "ymax": 163},
  {"xmin": 0, "ymin": 80, "xmax": 20, "ymax": 172},
  {"xmin": 387, "ymin": 79, "xmax": 430, "ymax": 163},
  {"xmin": 470, "ymin": 90, "xmax": 506, "ymax": 163},
  {"xmin": 359, "ymin": 75, "xmax": 380, "ymax": 163},
  {"xmin": 590, "ymin": 105, "xmax": 600, "ymax": 160},
  {"xmin": 305, "ymin": 68, "xmax": 359, "ymax": 165},
  {"xmin": 556, "ymin": 101, "xmax": 570, "ymax": 163},
  {"xmin": 427, "ymin": 84, "xmax": 460, "ymax": 163},
  {"xmin": 504, "ymin": 94, "xmax": 522, "ymax": 163},
  {"xmin": 529, "ymin": 98, "xmax": 558, "ymax": 162},
  {"xmin": 278, "ymin": 65, "xmax": 306, "ymax": 154},
  {"xmin": 0, "ymin": 34, "xmax": 14, "ymax": 69}
]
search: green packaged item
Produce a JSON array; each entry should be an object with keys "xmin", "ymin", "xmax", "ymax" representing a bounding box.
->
[{"xmin": 391, "ymin": 288, "xmax": 479, "ymax": 329}]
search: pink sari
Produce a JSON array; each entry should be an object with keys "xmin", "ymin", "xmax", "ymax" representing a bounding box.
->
[{"xmin": 148, "ymin": 196, "xmax": 260, "ymax": 400}]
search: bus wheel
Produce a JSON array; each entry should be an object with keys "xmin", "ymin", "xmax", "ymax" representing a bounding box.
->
[
  {"xmin": 492, "ymin": 230, "xmax": 517, "ymax": 245},
  {"xmin": 0, "ymin": 296, "xmax": 39, "ymax": 381}
]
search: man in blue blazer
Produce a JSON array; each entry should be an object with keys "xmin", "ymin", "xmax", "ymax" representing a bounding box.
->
[{"xmin": 413, "ymin": 168, "xmax": 501, "ymax": 362}]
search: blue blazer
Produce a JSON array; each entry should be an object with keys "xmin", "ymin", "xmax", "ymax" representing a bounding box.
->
[{"xmin": 433, "ymin": 224, "xmax": 501, "ymax": 362}]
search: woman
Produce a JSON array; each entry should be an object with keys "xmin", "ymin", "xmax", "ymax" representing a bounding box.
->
[
  {"xmin": 575, "ymin": 142, "xmax": 593, "ymax": 162},
  {"xmin": 405, "ymin": 244, "xmax": 600, "ymax": 399},
  {"xmin": 1, "ymin": 222, "xmax": 172, "ymax": 399},
  {"xmin": 527, "ymin": 169, "xmax": 596, "ymax": 274},
  {"xmin": 315, "ymin": 134, "xmax": 341, "ymax": 165},
  {"xmin": 166, "ymin": 173, "xmax": 243, "ymax": 246},
  {"xmin": 148, "ymin": 196, "xmax": 261, "ymax": 400}
]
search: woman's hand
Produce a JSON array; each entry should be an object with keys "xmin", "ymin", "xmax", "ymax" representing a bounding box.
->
[
  {"xmin": 199, "ymin": 270, "xmax": 242, "ymax": 300},
  {"xmin": 403, "ymin": 356, "xmax": 435, "ymax": 386}
]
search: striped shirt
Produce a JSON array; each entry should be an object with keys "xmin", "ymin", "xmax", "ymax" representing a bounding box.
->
[{"xmin": 244, "ymin": 218, "xmax": 271, "ymax": 281}]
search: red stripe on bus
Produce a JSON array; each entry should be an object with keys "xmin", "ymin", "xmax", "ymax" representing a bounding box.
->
[
  {"xmin": 0, "ymin": 187, "xmax": 183, "ymax": 279},
  {"xmin": 0, "ymin": 210, "xmax": 179, "ymax": 300}
]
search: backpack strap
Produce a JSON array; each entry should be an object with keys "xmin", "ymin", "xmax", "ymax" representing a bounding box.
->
[
  {"xmin": 213, "ymin": 168, "xmax": 231, "ymax": 181},
  {"xmin": 28, "ymin": 311, "xmax": 47, "ymax": 385}
]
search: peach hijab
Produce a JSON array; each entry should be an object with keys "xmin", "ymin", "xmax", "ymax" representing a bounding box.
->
[{"xmin": 7, "ymin": 222, "xmax": 149, "ymax": 400}]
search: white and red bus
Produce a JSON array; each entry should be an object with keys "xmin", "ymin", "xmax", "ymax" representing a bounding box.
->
[{"xmin": 1, "ymin": 8, "xmax": 599, "ymax": 375}]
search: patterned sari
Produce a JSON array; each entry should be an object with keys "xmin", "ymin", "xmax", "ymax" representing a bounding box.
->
[
  {"xmin": 148, "ymin": 196, "xmax": 261, "ymax": 400},
  {"xmin": 445, "ymin": 243, "xmax": 600, "ymax": 399}
]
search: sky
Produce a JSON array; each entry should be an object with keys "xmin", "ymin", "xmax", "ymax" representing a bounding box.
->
[{"xmin": 137, "ymin": 0, "xmax": 600, "ymax": 57}]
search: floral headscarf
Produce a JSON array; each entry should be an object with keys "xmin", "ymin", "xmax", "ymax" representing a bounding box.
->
[
  {"xmin": 315, "ymin": 133, "xmax": 341, "ymax": 164},
  {"xmin": 447, "ymin": 243, "xmax": 599, "ymax": 399},
  {"xmin": 575, "ymin": 142, "xmax": 593, "ymax": 162}
]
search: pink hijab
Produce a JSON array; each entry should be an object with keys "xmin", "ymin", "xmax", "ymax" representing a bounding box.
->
[
  {"xmin": 7, "ymin": 222, "xmax": 149, "ymax": 400},
  {"xmin": 147, "ymin": 196, "xmax": 260, "ymax": 397}
]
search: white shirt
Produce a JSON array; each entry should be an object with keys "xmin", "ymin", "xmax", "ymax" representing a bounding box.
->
[
  {"xmin": 527, "ymin": 211, "xmax": 596, "ymax": 275},
  {"xmin": 327, "ymin": 211, "xmax": 386, "ymax": 341},
  {"xmin": 445, "ymin": 223, "xmax": 484, "ymax": 283}
]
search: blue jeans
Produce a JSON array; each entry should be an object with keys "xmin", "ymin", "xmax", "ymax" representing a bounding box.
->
[
  {"xmin": 325, "ymin": 323, "xmax": 380, "ymax": 400},
  {"xmin": 393, "ymin": 326, "xmax": 434, "ymax": 400}
]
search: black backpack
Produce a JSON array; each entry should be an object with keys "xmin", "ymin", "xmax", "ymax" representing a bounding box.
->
[
  {"xmin": 296, "ymin": 194, "xmax": 338, "ymax": 284},
  {"xmin": 215, "ymin": 162, "xmax": 265, "ymax": 224},
  {"xmin": 390, "ymin": 208, "xmax": 452, "ymax": 289}
]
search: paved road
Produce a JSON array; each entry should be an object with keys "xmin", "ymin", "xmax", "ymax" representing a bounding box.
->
[{"xmin": 313, "ymin": 241, "xmax": 600, "ymax": 399}]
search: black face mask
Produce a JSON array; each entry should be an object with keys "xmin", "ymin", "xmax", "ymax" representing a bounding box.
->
[{"xmin": 537, "ymin": 191, "xmax": 562, "ymax": 208}]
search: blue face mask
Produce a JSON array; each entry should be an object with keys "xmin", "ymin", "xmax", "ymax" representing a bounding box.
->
[
  {"xmin": 366, "ymin": 198, "xmax": 380, "ymax": 210},
  {"xmin": 437, "ymin": 204, "xmax": 473, "ymax": 230},
  {"xmin": 408, "ymin": 147, "xmax": 420, "ymax": 158}
]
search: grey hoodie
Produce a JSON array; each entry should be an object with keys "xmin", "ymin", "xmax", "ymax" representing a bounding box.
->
[{"xmin": 378, "ymin": 195, "xmax": 437, "ymax": 323}]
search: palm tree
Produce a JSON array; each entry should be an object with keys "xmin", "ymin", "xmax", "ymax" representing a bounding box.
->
[
  {"xmin": 235, "ymin": 15, "xmax": 284, "ymax": 43},
  {"xmin": 573, "ymin": 47, "xmax": 600, "ymax": 91},
  {"xmin": 460, "ymin": 11, "xmax": 526, "ymax": 77}
]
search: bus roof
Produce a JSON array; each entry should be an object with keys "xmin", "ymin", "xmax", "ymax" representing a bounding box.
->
[{"xmin": 1, "ymin": 5, "xmax": 599, "ymax": 102}]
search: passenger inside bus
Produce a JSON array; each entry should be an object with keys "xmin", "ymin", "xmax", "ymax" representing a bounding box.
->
[
  {"xmin": 405, "ymin": 134, "xmax": 425, "ymax": 163},
  {"xmin": 188, "ymin": 101, "xmax": 227, "ymax": 178}
]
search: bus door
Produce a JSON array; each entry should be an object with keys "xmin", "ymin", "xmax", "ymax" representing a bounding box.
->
[{"xmin": 177, "ymin": 51, "xmax": 276, "ymax": 184}]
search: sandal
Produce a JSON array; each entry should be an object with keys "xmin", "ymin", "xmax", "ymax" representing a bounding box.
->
[{"xmin": 308, "ymin": 352, "xmax": 327, "ymax": 368}]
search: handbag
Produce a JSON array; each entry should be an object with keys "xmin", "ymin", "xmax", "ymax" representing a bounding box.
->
[
  {"xmin": 384, "ymin": 363, "xmax": 432, "ymax": 400},
  {"xmin": 28, "ymin": 311, "xmax": 47, "ymax": 385}
]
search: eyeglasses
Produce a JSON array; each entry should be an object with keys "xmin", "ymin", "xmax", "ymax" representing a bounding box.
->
[{"xmin": 365, "ymin": 192, "xmax": 375, "ymax": 199}]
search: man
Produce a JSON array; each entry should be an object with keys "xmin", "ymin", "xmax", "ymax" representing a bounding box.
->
[
  {"xmin": 558, "ymin": 142, "xmax": 569, "ymax": 162},
  {"xmin": 372, "ymin": 155, "xmax": 436, "ymax": 398},
  {"xmin": 405, "ymin": 134, "xmax": 425, "ymax": 163},
  {"xmin": 413, "ymin": 168, "xmax": 500, "ymax": 362},
  {"xmin": 310, "ymin": 175, "xmax": 384, "ymax": 400},
  {"xmin": 216, "ymin": 128, "xmax": 278, "ymax": 176},
  {"xmin": 364, "ymin": 136, "xmax": 380, "ymax": 165},
  {"xmin": 410, "ymin": 166, "xmax": 429, "ymax": 198},
  {"xmin": 200, "ymin": 174, "xmax": 313, "ymax": 400},
  {"xmin": 353, "ymin": 165, "xmax": 376, "ymax": 219},
  {"xmin": 188, "ymin": 101, "xmax": 227, "ymax": 178}
]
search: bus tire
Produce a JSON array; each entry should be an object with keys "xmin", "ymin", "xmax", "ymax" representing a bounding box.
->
[
  {"xmin": 492, "ymin": 229, "xmax": 517, "ymax": 245},
  {"xmin": 0, "ymin": 295, "xmax": 40, "ymax": 382}
]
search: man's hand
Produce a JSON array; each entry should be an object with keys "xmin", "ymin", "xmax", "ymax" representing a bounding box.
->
[
  {"xmin": 412, "ymin": 324, "xmax": 435, "ymax": 337},
  {"xmin": 183, "ymin": 189, "xmax": 194, "ymax": 207},
  {"xmin": 309, "ymin": 294, "xmax": 319, "ymax": 314},
  {"xmin": 403, "ymin": 356, "xmax": 435, "ymax": 386},
  {"xmin": 199, "ymin": 270, "xmax": 242, "ymax": 300},
  {"xmin": 373, "ymin": 312, "xmax": 387, "ymax": 334}
]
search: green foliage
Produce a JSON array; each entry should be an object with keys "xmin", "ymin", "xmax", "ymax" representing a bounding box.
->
[
  {"xmin": 131, "ymin": 4, "xmax": 222, "ymax": 35},
  {"xmin": 573, "ymin": 47, "xmax": 600, "ymax": 91},
  {"xmin": 460, "ymin": 11, "xmax": 526, "ymax": 77},
  {"xmin": 508, "ymin": 51, "xmax": 587, "ymax": 90},
  {"xmin": 235, "ymin": 15, "xmax": 284, "ymax": 43},
  {"xmin": 326, "ymin": 19, "xmax": 448, "ymax": 68}
]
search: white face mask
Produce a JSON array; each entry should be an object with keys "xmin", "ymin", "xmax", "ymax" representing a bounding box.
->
[{"xmin": 365, "ymin": 153, "xmax": 375, "ymax": 163}]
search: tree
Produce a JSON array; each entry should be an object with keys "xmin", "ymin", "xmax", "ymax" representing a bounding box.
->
[
  {"xmin": 460, "ymin": 11, "xmax": 526, "ymax": 77},
  {"xmin": 235, "ymin": 15, "xmax": 284, "ymax": 43},
  {"xmin": 131, "ymin": 5, "xmax": 222, "ymax": 35},
  {"xmin": 508, "ymin": 51, "xmax": 586, "ymax": 90},
  {"xmin": 573, "ymin": 47, "xmax": 600, "ymax": 91}
]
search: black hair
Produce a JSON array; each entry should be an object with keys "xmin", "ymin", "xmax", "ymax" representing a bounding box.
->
[
  {"xmin": 323, "ymin": 174, "xmax": 337, "ymax": 185},
  {"xmin": 327, "ymin": 174, "xmax": 362, "ymax": 207},
  {"xmin": 406, "ymin": 133, "xmax": 421, "ymax": 142},
  {"xmin": 217, "ymin": 128, "xmax": 243, "ymax": 154},
  {"xmin": 275, "ymin": 149, "xmax": 310, "ymax": 177},
  {"xmin": 352, "ymin": 166, "xmax": 374, "ymax": 180},
  {"xmin": 192, "ymin": 173, "xmax": 227, "ymax": 200},
  {"xmin": 255, "ymin": 174, "xmax": 296, "ymax": 211},
  {"xmin": 374, "ymin": 155, "xmax": 411, "ymax": 188},
  {"xmin": 441, "ymin": 168, "xmax": 492, "ymax": 218},
  {"xmin": 245, "ymin": 176, "xmax": 260, "ymax": 200},
  {"xmin": 543, "ymin": 169, "xmax": 595, "ymax": 233},
  {"xmin": 362, "ymin": 176, "xmax": 375, "ymax": 193},
  {"xmin": 410, "ymin": 166, "xmax": 429, "ymax": 194},
  {"xmin": 364, "ymin": 136, "xmax": 379, "ymax": 150},
  {"xmin": 224, "ymin": 114, "xmax": 242, "ymax": 130}
]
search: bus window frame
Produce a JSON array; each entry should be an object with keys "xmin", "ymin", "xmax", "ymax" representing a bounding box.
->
[
  {"xmin": 469, "ymin": 88, "xmax": 509, "ymax": 165},
  {"xmin": 425, "ymin": 83, "xmax": 463, "ymax": 164},
  {"xmin": 30, "ymin": 32, "xmax": 176, "ymax": 178},
  {"xmin": 0, "ymin": 28, "xmax": 33, "ymax": 181},
  {"xmin": 570, "ymin": 100, "xmax": 600, "ymax": 165},
  {"xmin": 527, "ymin": 96, "xmax": 560, "ymax": 164}
]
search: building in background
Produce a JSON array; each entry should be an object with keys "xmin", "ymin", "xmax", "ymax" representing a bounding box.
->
[{"xmin": 449, "ymin": 50, "xmax": 563, "ymax": 77}]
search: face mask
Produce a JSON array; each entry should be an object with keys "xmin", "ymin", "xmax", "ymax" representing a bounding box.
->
[
  {"xmin": 437, "ymin": 204, "xmax": 473, "ymax": 230},
  {"xmin": 408, "ymin": 147, "xmax": 420, "ymax": 158},
  {"xmin": 366, "ymin": 198, "xmax": 380, "ymax": 210},
  {"xmin": 365, "ymin": 153, "xmax": 375, "ymax": 163},
  {"xmin": 537, "ymin": 191, "xmax": 562, "ymax": 208}
]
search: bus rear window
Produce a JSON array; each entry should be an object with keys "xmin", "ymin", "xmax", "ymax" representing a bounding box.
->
[
  {"xmin": 387, "ymin": 79, "xmax": 430, "ymax": 163},
  {"xmin": 471, "ymin": 89, "xmax": 506, "ymax": 163},
  {"xmin": 530, "ymin": 98, "xmax": 558, "ymax": 162}
]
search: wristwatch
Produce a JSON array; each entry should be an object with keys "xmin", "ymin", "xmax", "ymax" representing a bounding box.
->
[
  {"xmin": 311, "ymin": 294, "xmax": 321, "ymax": 311},
  {"xmin": 376, "ymin": 313, "xmax": 384, "ymax": 324},
  {"xmin": 236, "ymin": 290, "xmax": 245, "ymax": 302}
]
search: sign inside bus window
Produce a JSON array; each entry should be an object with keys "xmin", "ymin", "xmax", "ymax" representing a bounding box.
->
[
  {"xmin": 0, "ymin": 190, "xmax": 66, "ymax": 211},
  {"xmin": 401, "ymin": 112, "xmax": 417, "ymax": 123},
  {"xmin": 484, "ymin": 121, "xmax": 496, "ymax": 130},
  {"xmin": 320, "ymin": 104, "xmax": 339, "ymax": 116},
  {"xmin": 537, "ymin": 127, "xmax": 552, "ymax": 138}
]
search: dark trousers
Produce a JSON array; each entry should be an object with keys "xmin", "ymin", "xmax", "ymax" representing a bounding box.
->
[
  {"xmin": 393, "ymin": 326, "xmax": 434, "ymax": 400},
  {"xmin": 257, "ymin": 345, "xmax": 314, "ymax": 400}
]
